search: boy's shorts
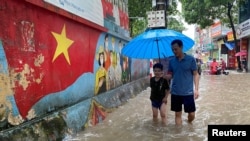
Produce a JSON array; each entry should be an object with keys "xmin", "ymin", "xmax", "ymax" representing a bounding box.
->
[
  {"xmin": 171, "ymin": 94, "xmax": 196, "ymax": 113},
  {"xmin": 151, "ymin": 100, "xmax": 163, "ymax": 109}
]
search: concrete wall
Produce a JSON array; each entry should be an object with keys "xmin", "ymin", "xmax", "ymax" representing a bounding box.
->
[{"xmin": 0, "ymin": 0, "xmax": 150, "ymax": 140}]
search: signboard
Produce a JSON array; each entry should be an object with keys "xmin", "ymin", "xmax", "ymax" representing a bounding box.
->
[
  {"xmin": 227, "ymin": 31, "xmax": 234, "ymax": 41},
  {"xmin": 44, "ymin": 0, "xmax": 104, "ymax": 26},
  {"xmin": 147, "ymin": 10, "xmax": 165, "ymax": 28},
  {"xmin": 211, "ymin": 21, "xmax": 222, "ymax": 38},
  {"xmin": 237, "ymin": 18, "xmax": 250, "ymax": 39}
]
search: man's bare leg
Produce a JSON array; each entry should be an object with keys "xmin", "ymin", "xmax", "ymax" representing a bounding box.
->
[
  {"xmin": 187, "ymin": 112, "xmax": 195, "ymax": 123},
  {"xmin": 175, "ymin": 111, "xmax": 182, "ymax": 126}
]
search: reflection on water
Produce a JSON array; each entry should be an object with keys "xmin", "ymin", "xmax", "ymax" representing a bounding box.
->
[{"xmin": 68, "ymin": 73, "xmax": 250, "ymax": 141}]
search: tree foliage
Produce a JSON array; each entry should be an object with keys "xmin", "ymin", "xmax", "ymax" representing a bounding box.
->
[
  {"xmin": 167, "ymin": 17, "xmax": 186, "ymax": 32},
  {"xmin": 180, "ymin": 0, "xmax": 239, "ymax": 28},
  {"xmin": 128, "ymin": 0, "xmax": 153, "ymax": 18},
  {"xmin": 128, "ymin": 0, "xmax": 152, "ymax": 37},
  {"xmin": 128, "ymin": 0, "xmax": 185, "ymax": 37},
  {"xmin": 180, "ymin": 0, "xmax": 247, "ymax": 69}
]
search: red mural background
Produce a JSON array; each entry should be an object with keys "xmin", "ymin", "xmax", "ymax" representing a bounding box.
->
[{"xmin": 0, "ymin": 0, "xmax": 102, "ymax": 118}]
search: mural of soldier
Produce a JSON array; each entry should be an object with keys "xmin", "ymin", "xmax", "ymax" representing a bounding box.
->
[
  {"xmin": 122, "ymin": 56, "xmax": 130, "ymax": 84},
  {"xmin": 104, "ymin": 34, "xmax": 111, "ymax": 71},
  {"xmin": 108, "ymin": 50, "xmax": 116, "ymax": 90},
  {"xmin": 115, "ymin": 40, "xmax": 123, "ymax": 86}
]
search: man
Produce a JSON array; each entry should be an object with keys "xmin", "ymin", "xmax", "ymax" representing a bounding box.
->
[
  {"xmin": 220, "ymin": 58, "xmax": 229, "ymax": 75},
  {"xmin": 166, "ymin": 39, "xmax": 199, "ymax": 126},
  {"xmin": 241, "ymin": 57, "xmax": 247, "ymax": 72},
  {"xmin": 196, "ymin": 58, "xmax": 202, "ymax": 75}
]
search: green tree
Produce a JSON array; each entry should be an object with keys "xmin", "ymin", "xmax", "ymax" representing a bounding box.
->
[
  {"xmin": 180, "ymin": 0, "xmax": 239, "ymax": 28},
  {"xmin": 180, "ymin": 0, "xmax": 243, "ymax": 69},
  {"xmin": 128, "ymin": 0, "xmax": 185, "ymax": 37},
  {"xmin": 167, "ymin": 17, "xmax": 186, "ymax": 32},
  {"xmin": 128, "ymin": 0, "xmax": 152, "ymax": 37}
]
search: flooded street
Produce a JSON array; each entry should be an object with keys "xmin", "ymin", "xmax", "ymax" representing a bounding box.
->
[{"xmin": 69, "ymin": 72, "xmax": 250, "ymax": 141}]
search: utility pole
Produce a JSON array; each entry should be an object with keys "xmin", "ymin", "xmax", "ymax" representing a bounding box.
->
[{"xmin": 155, "ymin": 0, "xmax": 168, "ymax": 28}]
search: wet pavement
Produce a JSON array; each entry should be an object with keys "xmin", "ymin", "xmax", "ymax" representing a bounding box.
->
[{"xmin": 66, "ymin": 71, "xmax": 250, "ymax": 141}]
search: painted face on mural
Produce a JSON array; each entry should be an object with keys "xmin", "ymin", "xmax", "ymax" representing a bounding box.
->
[{"xmin": 100, "ymin": 54, "xmax": 104, "ymax": 65}]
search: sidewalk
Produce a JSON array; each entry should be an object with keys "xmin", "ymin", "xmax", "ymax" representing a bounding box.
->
[{"xmin": 227, "ymin": 69, "xmax": 248, "ymax": 74}]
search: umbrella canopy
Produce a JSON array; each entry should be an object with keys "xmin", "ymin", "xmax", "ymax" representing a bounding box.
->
[
  {"xmin": 121, "ymin": 28, "xmax": 195, "ymax": 60},
  {"xmin": 235, "ymin": 51, "xmax": 247, "ymax": 56}
]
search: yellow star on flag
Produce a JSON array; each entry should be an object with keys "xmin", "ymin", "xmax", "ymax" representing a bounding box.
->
[{"xmin": 52, "ymin": 24, "xmax": 74, "ymax": 64}]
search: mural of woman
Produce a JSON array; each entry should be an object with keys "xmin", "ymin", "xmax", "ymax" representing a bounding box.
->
[
  {"xmin": 111, "ymin": 37, "xmax": 117, "ymax": 69},
  {"xmin": 95, "ymin": 46, "xmax": 108, "ymax": 95}
]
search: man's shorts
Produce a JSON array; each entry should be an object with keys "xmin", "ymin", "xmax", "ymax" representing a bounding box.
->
[{"xmin": 171, "ymin": 94, "xmax": 196, "ymax": 113}]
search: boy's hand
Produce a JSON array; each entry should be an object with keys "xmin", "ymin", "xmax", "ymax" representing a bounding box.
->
[{"xmin": 162, "ymin": 97, "xmax": 168, "ymax": 103}]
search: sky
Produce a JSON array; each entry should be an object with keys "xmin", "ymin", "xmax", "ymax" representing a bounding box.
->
[
  {"xmin": 177, "ymin": 1, "xmax": 195, "ymax": 40},
  {"xmin": 183, "ymin": 24, "xmax": 195, "ymax": 40}
]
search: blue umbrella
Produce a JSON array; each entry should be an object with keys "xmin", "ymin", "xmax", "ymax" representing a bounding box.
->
[{"xmin": 121, "ymin": 28, "xmax": 195, "ymax": 61}]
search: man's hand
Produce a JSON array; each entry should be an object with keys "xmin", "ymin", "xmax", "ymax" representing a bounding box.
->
[
  {"xmin": 164, "ymin": 74, "xmax": 172, "ymax": 80},
  {"xmin": 194, "ymin": 89, "xmax": 199, "ymax": 99}
]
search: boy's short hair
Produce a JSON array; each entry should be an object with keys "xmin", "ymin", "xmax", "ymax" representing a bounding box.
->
[{"xmin": 153, "ymin": 63, "xmax": 163, "ymax": 70}]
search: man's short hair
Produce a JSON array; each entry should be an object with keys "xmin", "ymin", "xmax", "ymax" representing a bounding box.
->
[{"xmin": 171, "ymin": 39, "xmax": 183, "ymax": 47}]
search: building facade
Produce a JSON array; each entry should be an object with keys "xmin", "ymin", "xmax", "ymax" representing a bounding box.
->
[
  {"xmin": 237, "ymin": 0, "xmax": 250, "ymax": 71},
  {"xmin": 194, "ymin": 0, "xmax": 250, "ymax": 70}
]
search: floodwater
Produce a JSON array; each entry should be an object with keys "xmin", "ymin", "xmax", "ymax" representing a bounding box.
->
[{"xmin": 66, "ymin": 72, "xmax": 250, "ymax": 141}]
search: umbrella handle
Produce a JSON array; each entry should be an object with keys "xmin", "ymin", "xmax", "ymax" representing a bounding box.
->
[{"xmin": 155, "ymin": 39, "xmax": 161, "ymax": 63}]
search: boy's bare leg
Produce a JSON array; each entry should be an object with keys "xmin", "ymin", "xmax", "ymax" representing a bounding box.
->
[
  {"xmin": 160, "ymin": 103, "xmax": 167, "ymax": 125},
  {"xmin": 152, "ymin": 107, "xmax": 158, "ymax": 122}
]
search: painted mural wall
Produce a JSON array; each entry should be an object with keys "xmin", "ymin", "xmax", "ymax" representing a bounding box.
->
[{"xmin": 0, "ymin": 0, "xmax": 149, "ymax": 136}]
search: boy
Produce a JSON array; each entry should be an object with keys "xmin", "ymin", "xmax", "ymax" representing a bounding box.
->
[{"xmin": 150, "ymin": 63, "xmax": 170, "ymax": 125}]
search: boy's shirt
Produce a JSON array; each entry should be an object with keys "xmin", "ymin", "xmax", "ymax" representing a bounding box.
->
[{"xmin": 150, "ymin": 77, "xmax": 170, "ymax": 102}]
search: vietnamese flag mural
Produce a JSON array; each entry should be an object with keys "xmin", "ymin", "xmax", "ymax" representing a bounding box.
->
[
  {"xmin": 0, "ymin": 1, "xmax": 102, "ymax": 118},
  {"xmin": 0, "ymin": 0, "xmax": 150, "ymax": 133},
  {"xmin": 101, "ymin": 0, "xmax": 114, "ymax": 18},
  {"xmin": 101, "ymin": 0, "xmax": 129, "ymax": 30}
]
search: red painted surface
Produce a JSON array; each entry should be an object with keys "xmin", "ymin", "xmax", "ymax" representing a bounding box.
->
[
  {"xmin": 90, "ymin": 100, "xmax": 107, "ymax": 126},
  {"xmin": 101, "ymin": 0, "xmax": 114, "ymax": 18},
  {"xmin": 240, "ymin": 39, "xmax": 248, "ymax": 59},
  {"xmin": 101, "ymin": 0, "xmax": 129, "ymax": 30},
  {"xmin": 228, "ymin": 50, "xmax": 236, "ymax": 69},
  {"xmin": 0, "ymin": 0, "xmax": 102, "ymax": 118},
  {"xmin": 119, "ymin": 8, "xmax": 129, "ymax": 30}
]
